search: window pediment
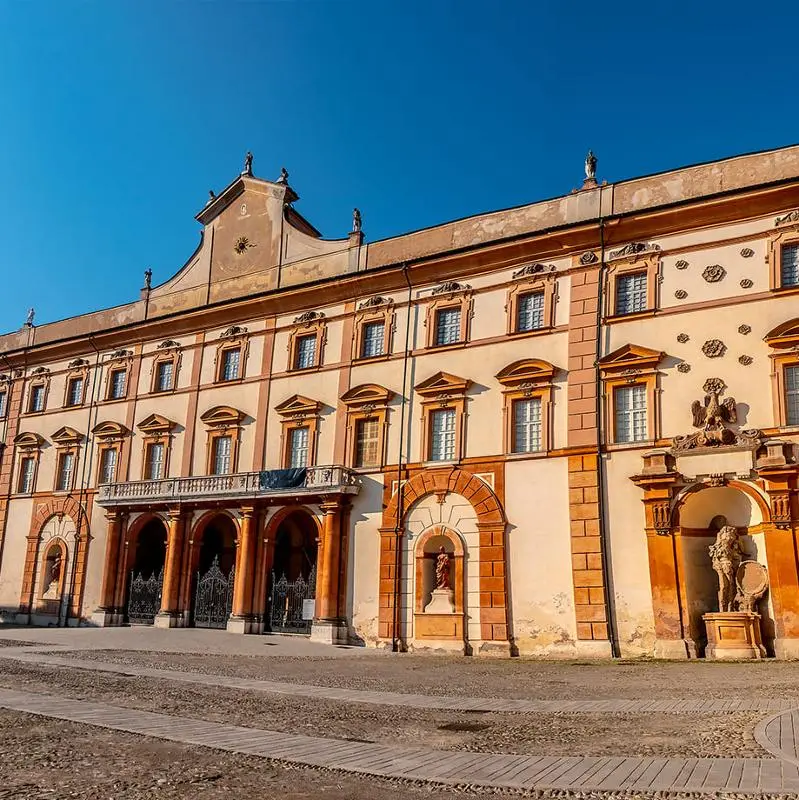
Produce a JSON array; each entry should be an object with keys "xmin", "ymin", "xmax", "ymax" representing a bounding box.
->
[
  {"xmin": 415, "ymin": 371, "xmax": 471, "ymax": 397},
  {"xmin": 14, "ymin": 431, "xmax": 44, "ymax": 449},
  {"xmin": 200, "ymin": 405, "xmax": 246, "ymax": 428},
  {"xmin": 137, "ymin": 413, "xmax": 176, "ymax": 435},
  {"xmin": 766, "ymin": 318, "xmax": 799, "ymax": 349},
  {"xmin": 92, "ymin": 421, "xmax": 129, "ymax": 440},
  {"xmin": 51, "ymin": 426, "xmax": 84, "ymax": 446},
  {"xmin": 220, "ymin": 325, "xmax": 248, "ymax": 340},
  {"xmin": 275, "ymin": 394, "xmax": 321, "ymax": 417},
  {"xmin": 341, "ymin": 383, "xmax": 394, "ymax": 408},
  {"xmin": 495, "ymin": 359, "xmax": 557, "ymax": 388},
  {"xmin": 599, "ymin": 344, "xmax": 663, "ymax": 375}
]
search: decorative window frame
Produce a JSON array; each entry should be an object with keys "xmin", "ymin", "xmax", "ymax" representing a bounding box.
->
[
  {"xmin": 25, "ymin": 367, "xmax": 50, "ymax": 415},
  {"xmin": 495, "ymin": 359, "xmax": 557, "ymax": 455},
  {"xmin": 764, "ymin": 318, "xmax": 799, "ymax": 426},
  {"xmin": 768, "ymin": 213, "xmax": 799, "ymax": 291},
  {"xmin": 13, "ymin": 431, "xmax": 44, "ymax": 495},
  {"xmin": 425, "ymin": 281, "xmax": 473, "ymax": 349},
  {"xmin": 506, "ymin": 264, "xmax": 557, "ymax": 335},
  {"xmin": 91, "ymin": 421, "xmax": 129, "ymax": 485},
  {"xmin": 287, "ymin": 311, "xmax": 326, "ymax": 372},
  {"xmin": 274, "ymin": 394, "xmax": 322, "ymax": 468},
  {"xmin": 340, "ymin": 383, "xmax": 394, "ymax": 470},
  {"xmin": 353, "ymin": 296, "xmax": 395, "ymax": 361},
  {"xmin": 598, "ymin": 344, "xmax": 664, "ymax": 445},
  {"xmin": 200, "ymin": 405, "xmax": 245, "ymax": 474},
  {"xmin": 0, "ymin": 373, "xmax": 10, "ymax": 418},
  {"xmin": 214, "ymin": 326, "xmax": 250, "ymax": 383},
  {"xmin": 104, "ymin": 349, "xmax": 133, "ymax": 401},
  {"xmin": 137, "ymin": 413, "xmax": 176, "ymax": 479},
  {"xmin": 63, "ymin": 358, "xmax": 90, "ymax": 408},
  {"xmin": 51, "ymin": 426, "xmax": 84, "ymax": 493},
  {"xmin": 414, "ymin": 371, "xmax": 471, "ymax": 464},
  {"xmin": 149, "ymin": 340, "xmax": 182, "ymax": 394},
  {"xmin": 605, "ymin": 243, "xmax": 661, "ymax": 319}
]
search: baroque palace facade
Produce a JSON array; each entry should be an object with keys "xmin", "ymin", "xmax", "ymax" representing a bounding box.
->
[{"xmin": 4, "ymin": 146, "xmax": 799, "ymax": 658}]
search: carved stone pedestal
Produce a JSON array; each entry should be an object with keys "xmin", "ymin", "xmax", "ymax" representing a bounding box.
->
[
  {"xmin": 424, "ymin": 588, "xmax": 455, "ymax": 614},
  {"xmin": 703, "ymin": 611, "xmax": 766, "ymax": 660}
]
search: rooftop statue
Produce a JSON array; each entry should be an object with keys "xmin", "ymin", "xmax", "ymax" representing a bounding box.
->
[
  {"xmin": 243, "ymin": 151, "xmax": 253, "ymax": 176},
  {"xmin": 352, "ymin": 207, "xmax": 362, "ymax": 233},
  {"xmin": 585, "ymin": 150, "xmax": 597, "ymax": 180}
]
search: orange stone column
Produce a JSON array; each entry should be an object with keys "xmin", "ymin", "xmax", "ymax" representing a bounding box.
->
[
  {"xmin": 155, "ymin": 509, "xmax": 185, "ymax": 628},
  {"xmin": 228, "ymin": 507, "xmax": 257, "ymax": 633},
  {"xmin": 311, "ymin": 497, "xmax": 348, "ymax": 643},
  {"xmin": 94, "ymin": 511, "xmax": 124, "ymax": 623}
]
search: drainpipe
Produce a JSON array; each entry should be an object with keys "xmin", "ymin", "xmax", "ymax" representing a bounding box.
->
[
  {"xmin": 392, "ymin": 264, "xmax": 413, "ymax": 652},
  {"xmin": 594, "ymin": 218, "xmax": 620, "ymax": 657},
  {"xmin": 63, "ymin": 337, "xmax": 102, "ymax": 627}
]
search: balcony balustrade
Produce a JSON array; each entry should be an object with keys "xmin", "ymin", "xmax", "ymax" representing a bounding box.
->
[{"xmin": 96, "ymin": 466, "xmax": 360, "ymax": 507}]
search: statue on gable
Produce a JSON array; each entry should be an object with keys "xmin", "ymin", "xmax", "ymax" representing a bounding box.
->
[
  {"xmin": 25, "ymin": 308, "xmax": 35, "ymax": 327},
  {"xmin": 585, "ymin": 150, "xmax": 597, "ymax": 180},
  {"xmin": 243, "ymin": 151, "xmax": 253, "ymax": 176}
]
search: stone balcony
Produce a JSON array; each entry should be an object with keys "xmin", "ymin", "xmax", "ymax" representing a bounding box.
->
[{"xmin": 96, "ymin": 466, "xmax": 360, "ymax": 508}]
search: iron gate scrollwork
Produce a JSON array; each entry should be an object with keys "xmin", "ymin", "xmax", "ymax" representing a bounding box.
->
[
  {"xmin": 269, "ymin": 565, "xmax": 316, "ymax": 634},
  {"xmin": 194, "ymin": 555, "xmax": 235, "ymax": 629},
  {"xmin": 127, "ymin": 568, "xmax": 164, "ymax": 625}
]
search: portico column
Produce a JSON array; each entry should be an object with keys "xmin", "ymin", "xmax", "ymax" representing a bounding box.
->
[
  {"xmin": 311, "ymin": 496, "xmax": 348, "ymax": 644},
  {"xmin": 228, "ymin": 507, "xmax": 257, "ymax": 634},
  {"xmin": 92, "ymin": 510, "xmax": 124, "ymax": 626},
  {"xmin": 155, "ymin": 509, "xmax": 185, "ymax": 628}
]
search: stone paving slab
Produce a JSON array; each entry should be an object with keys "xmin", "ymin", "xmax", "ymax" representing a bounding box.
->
[
  {"xmin": 0, "ymin": 686, "xmax": 793, "ymax": 793},
  {"xmin": 2, "ymin": 649, "xmax": 793, "ymax": 716}
]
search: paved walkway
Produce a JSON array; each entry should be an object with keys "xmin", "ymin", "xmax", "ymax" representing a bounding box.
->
[
  {"xmin": 0, "ymin": 649, "xmax": 792, "ymax": 715},
  {"xmin": 1, "ymin": 687, "xmax": 797, "ymax": 793}
]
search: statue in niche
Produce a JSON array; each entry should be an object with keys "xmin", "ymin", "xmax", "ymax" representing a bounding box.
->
[
  {"xmin": 709, "ymin": 525, "xmax": 746, "ymax": 612},
  {"xmin": 42, "ymin": 550, "xmax": 62, "ymax": 599},
  {"xmin": 434, "ymin": 546, "xmax": 451, "ymax": 590}
]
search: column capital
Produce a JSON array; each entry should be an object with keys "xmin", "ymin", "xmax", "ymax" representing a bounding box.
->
[
  {"xmin": 104, "ymin": 510, "xmax": 125, "ymax": 524},
  {"xmin": 240, "ymin": 505, "xmax": 256, "ymax": 520}
]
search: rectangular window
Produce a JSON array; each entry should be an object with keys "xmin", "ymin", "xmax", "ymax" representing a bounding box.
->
[
  {"xmin": 66, "ymin": 376, "xmax": 83, "ymax": 407},
  {"xmin": 56, "ymin": 452, "xmax": 74, "ymax": 492},
  {"xmin": 786, "ymin": 366, "xmax": 799, "ymax": 425},
  {"xmin": 434, "ymin": 308, "xmax": 461, "ymax": 346},
  {"xmin": 0, "ymin": 391, "xmax": 6, "ymax": 418},
  {"xmin": 614, "ymin": 384, "xmax": 648, "ymax": 443},
  {"xmin": 360, "ymin": 322, "xmax": 385, "ymax": 358},
  {"xmin": 100, "ymin": 448, "xmax": 117, "ymax": 484},
  {"xmin": 18, "ymin": 457, "xmax": 35, "ymax": 494},
  {"xmin": 615, "ymin": 273, "xmax": 647, "ymax": 316},
  {"xmin": 145, "ymin": 442, "xmax": 164, "ymax": 480},
  {"xmin": 512, "ymin": 397, "xmax": 542, "ymax": 453},
  {"xmin": 429, "ymin": 408, "xmax": 456, "ymax": 461},
  {"xmin": 782, "ymin": 244, "xmax": 799, "ymax": 288},
  {"xmin": 294, "ymin": 335, "xmax": 317, "ymax": 370},
  {"xmin": 220, "ymin": 348, "xmax": 241, "ymax": 381},
  {"xmin": 109, "ymin": 368, "xmax": 127, "ymax": 400},
  {"xmin": 155, "ymin": 361, "xmax": 174, "ymax": 392},
  {"xmin": 29, "ymin": 385, "xmax": 45, "ymax": 413},
  {"xmin": 212, "ymin": 435, "xmax": 232, "ymax": 475},
  {"xmin": 517, "ymin": 292, "xmax": 545, "ymax": 332},
  {"xmin": 288, "ymin": 426, "xmax": 310, "ymax": 468},
  {"xmin": 354, "ymin": 418, "xmax": 380, "ymax": 468}
]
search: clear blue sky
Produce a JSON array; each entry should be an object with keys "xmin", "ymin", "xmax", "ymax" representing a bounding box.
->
[{"xmin": 1, "ymin": 1, "xmax": 797, "ymax": 331}]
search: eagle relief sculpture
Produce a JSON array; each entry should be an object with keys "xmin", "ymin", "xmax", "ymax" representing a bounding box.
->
[{"xmin": 672, "ymin": 378, "xmax": 760, "ymax": 452}]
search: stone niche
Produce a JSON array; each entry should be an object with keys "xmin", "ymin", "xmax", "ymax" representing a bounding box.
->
[{"xmin": 413, "ymin": 526, "xmax": 466, "ymax": 651}]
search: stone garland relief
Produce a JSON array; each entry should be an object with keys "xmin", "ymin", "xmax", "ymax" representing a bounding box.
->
[
  {"xmin": 738, "ymin": 324, "xmax": 751, "ymax": 335},
  {"xmin": 702, "ymin": 339, "xmax": 726, "ymax": 358},
  {"xmin": 740, "ymin": 279, "xmax": 753, "ymax": 289},
  {"xmin": 676, "ymin": 333, "xmax": 690, "ymax": 343},
  {"xmin": 702, "ymin": 264, "xmax": 726, "ymax": 283},
  {"xmin": 675, "ymin": 259, "xmax": 689, "ymax": 270},
  {"xmin": 674, "ymin": 289, "xmax": 687, "ymax": 299}
]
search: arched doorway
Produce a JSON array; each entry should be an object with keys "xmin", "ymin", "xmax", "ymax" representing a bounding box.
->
[
  {"xmin": 267, "ymin": 508, "xmax": 319, "ymax": 634},
  {"xmin": 125, "ymin": 516, "xmax": 167, "ymax": 625},
  {"xmin": 676, "ymin": 484, "xmax": 773, "ymax": 656},
  {"xmin": 191, "ymin": 513, "xmax": 237, "ymax": 629}
]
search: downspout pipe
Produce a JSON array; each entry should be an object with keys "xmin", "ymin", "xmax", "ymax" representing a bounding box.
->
[
  {"xmin": 594, "ymin": 218, "xmax": 620, "ymax": 658},
  {"xmin": 392, "ymin": 263, "xmax": 413, "ymax": 652}
]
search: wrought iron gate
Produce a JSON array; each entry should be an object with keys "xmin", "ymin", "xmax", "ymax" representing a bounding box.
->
[
  {"xmin": 269, "ymin": 565, "xmax": 316, "ymax": 634},
  {"xmin": 126, "ymin": 568, "xmax": 164, "ymax": 625},
  {"xmin": 194, "ymin": 556, "xmax": 234, "ymax": 629}
]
